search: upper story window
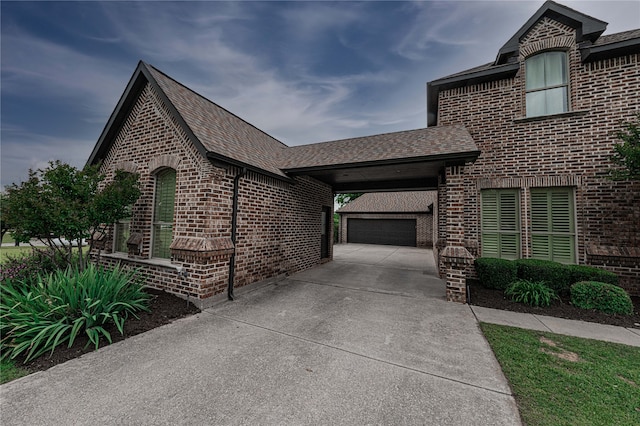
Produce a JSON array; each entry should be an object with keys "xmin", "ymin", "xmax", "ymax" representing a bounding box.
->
[
  {"xmin": 525, "ymin": 51, "xmax": 568, "ymax": 117},
  {"xmin": 152, "ymin": 168, "xmax": 176, "ymax": 259}
]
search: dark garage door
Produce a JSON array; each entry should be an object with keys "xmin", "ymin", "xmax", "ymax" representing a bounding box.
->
[{"xmin": 347, "ymin": 219, "xmax": 417, "ymax": 247}]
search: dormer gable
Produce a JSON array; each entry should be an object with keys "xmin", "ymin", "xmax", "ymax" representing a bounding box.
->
[{"xmin": 494, "ymin": 0, "xmax": 607, "ymax": 65}]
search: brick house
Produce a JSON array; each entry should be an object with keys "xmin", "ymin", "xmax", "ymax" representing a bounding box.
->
[
  {"xmin": 336, "ymin": 192, "xmax": 436, "ymax": 248},
  {"xmin": 428, "ymin": 0, "xmax": 640, "ymax": 300},
  {"xmin": 87, "ymin": 63, "xmax": 478, "ymax": 307},
  {"xmin": 89, "ymin": 0, "xmax": 639, "ymax": 305}
]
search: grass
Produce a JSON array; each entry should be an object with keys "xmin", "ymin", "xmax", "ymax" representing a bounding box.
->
[
  {"xmin": 2, "ymin": 233, "xmax": 16, "ymax": 244},
  {"xmin": 0, "ymin": 246, "xmax": 35, "ymax": 263},
  {"xmin": 0, "ymin": 359, "xmax": 30, "ymax": 384},
  {"xmin": 481, "ymin": 323, "xmax": 640, "ymax": 426}
]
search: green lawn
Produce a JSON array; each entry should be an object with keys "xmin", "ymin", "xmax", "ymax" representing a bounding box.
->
[
  {"xmin": 481, "ymin": 323, "xmax": 640, "ymax": 426},
  {"xmin": 0, "ymin": 359, "xmax": 30, "ymax": 384},
  {"xmin": 0, "ymin": 246, "xmax": 36, "ymax": 263},
  {"xmin": 2, "ymin": 233, "xmax": 16, "ymax": 244}
]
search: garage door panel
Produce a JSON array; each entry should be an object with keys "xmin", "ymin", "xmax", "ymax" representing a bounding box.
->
[{"xmin": 347, "ymin": 219, "xmax": 416, "ymax": 247}]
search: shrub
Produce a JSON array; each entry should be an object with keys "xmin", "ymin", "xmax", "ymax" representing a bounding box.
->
[
  {"xmin": 515, "ymin": 259, "xmax": 571, "ymax": 295},
  {"xmin": 0, "ymin": 249, "xmax": 65, "ymax": 285},
  {"xmin": 0, "ymin": 264, "xmax": 150, "ymax": 362},
  {"xmin": 571, "ymin": 281, "xmax": 633, "ymax": 315},
  {"xmin": 505, "ymin": 280, "xmax": 558, "ymax": 307},
  {"xmin": 475, "ymin": 257, "xmax": 517, "ymax": 290},
  {"xmin": 565, "ymin": 264, "xmax": 618, "ymax": 286}
]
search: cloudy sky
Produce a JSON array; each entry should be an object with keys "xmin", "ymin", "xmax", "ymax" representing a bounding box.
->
[{"xmin": 2, "ymin": 1, "xmax": 639, "ymax": 187}]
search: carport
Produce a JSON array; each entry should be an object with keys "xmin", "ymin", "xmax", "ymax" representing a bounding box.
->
[{"xmin": 281, "ymin": 125, "xmax": 480, "ymax": 302}]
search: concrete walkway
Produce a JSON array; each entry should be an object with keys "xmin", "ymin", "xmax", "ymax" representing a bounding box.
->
[
  {"xmin": 0, "ymin": 244, "xmax": 521, "ymax": 425},
  {"xmin": 472, "ymin": 305, "xmax": 640, "ymax": 347}
]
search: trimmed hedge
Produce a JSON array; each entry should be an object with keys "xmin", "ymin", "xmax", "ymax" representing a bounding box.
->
[
  {"xmin": 475, "ymin": 257, "xmax": 517, "ymax": 290},
  {"xmin": 565, "ymin": 264, "xmax": 618, "ymax": 286},
  {"xmin": 514, "ymin": 259, "xmax": 568, "ymax": 294},
  {"xmin": 571, "ymin": 281, "xmax": 633, "ymax": 315}
]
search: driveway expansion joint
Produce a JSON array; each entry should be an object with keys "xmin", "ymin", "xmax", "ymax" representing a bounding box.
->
[
  {"xmin": 287, "ymin": 278, "xmax": 418, "ymax": 299},
  {"xmin": 205, "ymin": 311, "xmax": 514, "ymax": 398}
]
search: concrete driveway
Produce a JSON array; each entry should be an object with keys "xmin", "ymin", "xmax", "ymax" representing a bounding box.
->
[{"xmin": 1, "ymin": 244, "xmax": 520, "ymax": 425}]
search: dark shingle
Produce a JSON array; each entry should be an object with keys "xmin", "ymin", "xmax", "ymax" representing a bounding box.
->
[
  {"xmin": 280, "ymin": 126, "xmax": 477, "ymax": 170},
  {"xmin": 146, "ymin": 64, "xmax": 289, "ymax": 178},
  {"xmin": 337, "ymin": 191, "xmax": 437, "ymax": 213}
]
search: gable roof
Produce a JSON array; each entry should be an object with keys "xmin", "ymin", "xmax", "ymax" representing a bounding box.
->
[
  {"xmin": 88, "ymin": 61, "xmax": 290, "ymax": 180},
  {"xmin": 427, "ymin": 0, "xmax": 640, "ymax": 125},
  {"xmin": 337, "ymin": 191, "xmax": 437, "ymax": 214},
  {"xmin": 495, "ymin": 0, "xmax": 607, "ymax": 65},
  {"xmin": 88, "ymin": 62, "xmax": 479, "ymax": 188}
]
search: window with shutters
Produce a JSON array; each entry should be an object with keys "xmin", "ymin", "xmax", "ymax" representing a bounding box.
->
[
  {"xmin": 530, "ymin": 187, "xmax": 576, "ymax": 263},
  {"xmin": 481, "ymin": 189, "xmax": 520, "ymax": 260},
  {"xmin": 152, "ymin": 168, "xmax": 176, "ymax": 259},
  {"xmin": 525, "ymin": 51, "xmax": 568, "ymax": 117}
]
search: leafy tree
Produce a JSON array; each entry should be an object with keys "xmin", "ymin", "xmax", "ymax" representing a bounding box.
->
[
  {"xmin": 1, "ymin": 193, "xmax": 10, "ymax": 243},
  {"xmin": 3, "ymin": 161, "xmax": 140, "ymax": 270},
  {"xmin": 609, "ymin": 113, "xmax": 640, "ymax": 181},
  {"xmin": 335, "ymin": 193, "xmax": 362, "ymax": 207}
]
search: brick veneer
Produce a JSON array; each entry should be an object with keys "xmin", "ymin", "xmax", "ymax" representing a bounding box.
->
[
  {"xmin": 436, "ymin": 17, "xmax": 640, "ymax": 295},
  {"xmin": 338, "ymin": 213, "xmax": 433, "ymax": 247},
  {"xmin": 92, "ymin": 82, "xmax": 333, "ymax": 307}
]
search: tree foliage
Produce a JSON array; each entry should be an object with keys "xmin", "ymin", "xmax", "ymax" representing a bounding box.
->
[
  {"xmin": 3, "ymin": 161, "xmax": 141, "ymax": 270},
  {"xmin": 609, "ymin": 113, "xmax": 640, "ymax": 181},
  {"xmin": 335, "ymin": 193, "xmax": 362, "ymax": 207}
]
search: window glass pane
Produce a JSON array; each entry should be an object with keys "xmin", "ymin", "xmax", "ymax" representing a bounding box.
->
[
  {"xmin": 525, "ymin": 54, "xmax": 545, "ymax": 90},
  {"xmin": 115, "ymin": 222, "xmax": 130, "ymax": 253},
  {"xmin": 526, "ymin": 91, "xmax": 546, "ymax": 117},
  {"xmin": 544, "ymin": 52, "xmax": 566, "ymax": 86},
  {"xmin": 153, "ymin": 224, "xmax": 173, "ymax": 258},
  {"xmin": 153, "ymin": 168, "xmax": 176, "ymax": 259},
  {"xmin": 154, "ymin": 169, "xmax": 176, "ymax": 223},
  {"xmin": 544, "ymin": 87, "xmax": 568, "ymax": 116}
]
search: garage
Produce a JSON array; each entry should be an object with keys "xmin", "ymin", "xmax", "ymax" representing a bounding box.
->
[{"xmin": 347, "ymin": 218, "xmax": 417, "ymax": 247}]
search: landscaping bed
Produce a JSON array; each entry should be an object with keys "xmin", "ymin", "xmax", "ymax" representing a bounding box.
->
[
  {"xmin": 470, "ymin": 283, "xmax": 640, "ymax": 329},
  {"xmin": 10, "ymin": 288, "xmax": 199, "ymax": 374}
]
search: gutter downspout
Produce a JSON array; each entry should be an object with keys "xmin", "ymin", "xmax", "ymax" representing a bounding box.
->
[{"xmin": 228, "ymin": 167, "xmax": 247, "ymax": 301}]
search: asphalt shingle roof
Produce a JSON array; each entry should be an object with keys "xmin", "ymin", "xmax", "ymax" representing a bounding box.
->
[
  {"xmin": 146, "ymin": 64, "xmax": 289, "ymax": 178},
  {"xmin": 337, "ymin": 191, "xmax": 437, "ymax": 214},
  {"xmin": 280, "ymin": 126, "xmax": 477, "ymax": 170}
]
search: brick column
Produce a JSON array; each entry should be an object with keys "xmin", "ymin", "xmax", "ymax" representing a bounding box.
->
[{"xmin": 442, "ymin": 165, "xmax": 474, "ymax": 303}]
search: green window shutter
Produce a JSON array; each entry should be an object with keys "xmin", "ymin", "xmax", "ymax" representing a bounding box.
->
[
  {"xmin": 481, "ymin": 189, "xmax": 520, "ymax": 260},
  {"xmin": 153, "ymin": 169, "xmax": 176, "ymax": 259},
  {"xmin": 530, "ymin": 188, "xmax": 575, "ymax": 263}
]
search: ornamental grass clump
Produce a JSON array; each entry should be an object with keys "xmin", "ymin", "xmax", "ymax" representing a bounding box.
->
[
  {"xmin": 505, "ymin": 279, "xmax": 558, "ymax": 307},
  {"xmin": 0, "ymin": 264, "xmax": 150, "ymax": 362}
]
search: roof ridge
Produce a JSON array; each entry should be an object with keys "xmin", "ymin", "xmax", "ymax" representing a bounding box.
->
[{"xmin": 143, "ymin": 62, "xmax": 289, "ymax": 149}]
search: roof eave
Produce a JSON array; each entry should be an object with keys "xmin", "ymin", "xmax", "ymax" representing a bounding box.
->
[
  {"xmin": 283, "ymin": 150, "xmax": 481, "ymax": 175},
  {"xmin": 581, "ymin": 38, "xmax": 640, "ymax": 62},
  {"xmin": 207, "ymin": 152, "xmax": 295, "ymax": 183}
]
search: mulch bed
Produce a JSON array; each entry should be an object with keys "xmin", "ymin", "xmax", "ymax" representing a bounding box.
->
[
  {"xmin": 13, "ymin": 289, "xmax": 200, "ymax": 374},
  {"xmin": 469, "ymin": 284, "xmax": 640, "ymax": 329}
]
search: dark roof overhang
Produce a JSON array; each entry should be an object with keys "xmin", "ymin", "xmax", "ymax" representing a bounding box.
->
[
  {"xmin": 580, "ymin": 37, "xmax": 640, "ymax": 62},
  {"xmin": 427, "ymin": 63, "xmax": 519, "ymax": 126},
  {"xmin": 207, "ymin": 152, "xmax": 295, "ymax": 183},
  {"xmin": 284, "ymin": 151, "xmax": 480, "ymax": 193}
]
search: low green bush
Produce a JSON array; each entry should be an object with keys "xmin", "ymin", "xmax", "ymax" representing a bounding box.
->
[
  {"xmin": 565, "ymin": 264, "xmax": 618, "ymax": 286},
  {"xmin": 505, "ymin": 279, "xmax": 558, "ymax": 307},
  {"xmin": 475, "ymin": 257, "xmax": 517, "ymax": 290},
  {"xmin": 571, "ymin": 281, "xmax": 633, "ymax": 315},
  {"xmin": 0, "ymin": 249, "xmax": 66, "ymax": 285},
  {"xmin": 515, "ymin": 259, "xmax": 571, "ymax": 295},
  {"xmin": 0, "ymin": 264, "xmax": 150, "ymax": 362}
]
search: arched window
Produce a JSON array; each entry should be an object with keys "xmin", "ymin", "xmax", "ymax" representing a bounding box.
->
[
  {"xmin": 152, "ymin": 168, "xmax": 176, "ymax": 258},
  {"xmin": 525, "ymin": 51, "xmax": 568, "ymax": 117}
]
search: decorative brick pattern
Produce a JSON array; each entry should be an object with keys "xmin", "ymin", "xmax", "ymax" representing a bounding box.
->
[
  {"xmin": 436, "ymin": 15, "xmax": 640, "ymax": 295},
  {"xmin": 93, "ymin": 82, "xmax": 333, "ymax": 306}
]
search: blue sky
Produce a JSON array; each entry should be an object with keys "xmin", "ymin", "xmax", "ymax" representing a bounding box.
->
[{"xmin": 2, "ymin": 1, "xmax": 639, "ymax": 187}]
